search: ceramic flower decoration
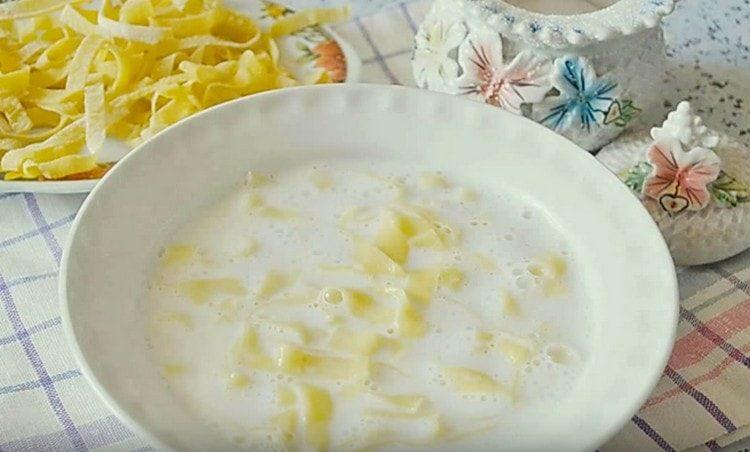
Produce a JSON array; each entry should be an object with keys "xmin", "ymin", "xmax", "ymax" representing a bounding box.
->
[
  {"xmin": 412, "ymin": 17, "xmax": 467, "ymax": 92},
  {"xmin": 619, "ymin": 102, "xmax": 749, "ymax": 216},
  {"xmin": 643, "ymin": 138, "xmax": 721, "ymax": 214},
  {"xmin": 455, "ymin": 29, "xmax": 550, "ymax": 114},
  {"xmin": 412, "ymin": 0, "xmax": 674, "ymax": 151},
  {"xmin": 599, "ymin": 100, "xmax": 750, "ymax": 266},
  {"xmin": 540, "ymin": 56, "xmax": 619, "ymax": 132}
]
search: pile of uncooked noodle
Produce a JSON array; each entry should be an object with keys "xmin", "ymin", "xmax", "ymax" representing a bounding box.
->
[{"xmin": 0, "ymin": 0, "xmax": 347, "ymax": 180}]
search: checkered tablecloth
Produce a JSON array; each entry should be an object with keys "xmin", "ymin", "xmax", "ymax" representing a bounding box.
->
[{"xmin": 2, "ymin": 1, "xmax": 750, "ymax": 451}]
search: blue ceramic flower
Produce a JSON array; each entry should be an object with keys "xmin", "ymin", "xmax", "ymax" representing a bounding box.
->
[{"xmin": 540, "ymin": 56, "xmax": 618, "ymax": 132}]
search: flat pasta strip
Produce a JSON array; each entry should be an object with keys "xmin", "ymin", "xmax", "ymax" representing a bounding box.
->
[
  {"xmin": 66, "ymin": 34, "xmax": 105, "ymax": 90},
  {"xmin": 35, "ymin": 153, "xmax": 97, "ymax": 179},
  {"xmin": 0, "ymin": 67, "xmax": 30, "ymax": 93},
  {"xmin": 0, "ymin": 96, "xmax": 33, "ymax": 133},
  {"xmin": 60, "ymin": 5, "xmax": 98, "ymax": 35},
  {"xmin": 0, "ymin": 0, "xmax": 76, "ymax": 20},
  {"xmin": 97, "ymin": 13, "xmax": 169, "ymax": 43},
  {"xmin": 84, "ymin": 83, "xmax": 106, "ymax": 153},
  {"xmin": 267, "ymin": 6, "xmax": 350, "ymax": 38},
  {"xmin": 1, "ymin": 119, "xmax": 85, "ymax": 171}
]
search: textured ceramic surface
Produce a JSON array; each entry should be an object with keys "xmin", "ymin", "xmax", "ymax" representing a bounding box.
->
[
  {"xmin": 61, "ymin": 84, "xmax": 678, "ymax": 451},
  {"xmin": 0, "ymin": 0, "xmax": 360, "ymax": 195},
  {"xmin": 411, "ymin": 0, "xmax": 673, "ymax": 152}
]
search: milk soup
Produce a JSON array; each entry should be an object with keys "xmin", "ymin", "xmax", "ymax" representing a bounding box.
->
[{"xmin": 147, "ymin": 161, "xmax": 591, "ymax": 450}]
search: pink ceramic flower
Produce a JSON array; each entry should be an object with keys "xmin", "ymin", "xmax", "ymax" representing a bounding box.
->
[
  {"xmin": 643, "ymin": 138, "xmax": 721, "ymax": 214},
  {"xmin": 456, "ymin": 30, "xmax": 550, "ymax": 114}
]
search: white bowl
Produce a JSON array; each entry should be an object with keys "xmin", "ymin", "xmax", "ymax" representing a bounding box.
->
[{"xmin": 60, "ymin": 84, "xmax": 678, "ymax": 451}]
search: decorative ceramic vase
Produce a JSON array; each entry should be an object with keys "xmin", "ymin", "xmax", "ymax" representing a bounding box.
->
[{"xmin": 411, "ymin": 0, "xmax": 676, "ymax": 151}]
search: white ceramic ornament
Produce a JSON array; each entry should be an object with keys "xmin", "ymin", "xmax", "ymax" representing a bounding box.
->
[
  {"xmin": 411, "ymin": 0, "xmax": 675, "ymax": 151},
  {"xmin": 597, "ymin": 102, "xmax": 750, "ymax": 266}
]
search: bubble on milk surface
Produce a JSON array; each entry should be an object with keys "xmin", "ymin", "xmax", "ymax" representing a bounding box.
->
[{"xmin": 146, "ymin": 162, "xmax": 589, "ymax": 448}]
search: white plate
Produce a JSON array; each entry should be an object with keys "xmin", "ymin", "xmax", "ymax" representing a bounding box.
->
[
  {"xmin": 0, "ymin": 0, "xmax": 360, "ymax": 195},
  {"xmin": 60, "ymin": 84, "xmax": 678, "ymax": 451}
]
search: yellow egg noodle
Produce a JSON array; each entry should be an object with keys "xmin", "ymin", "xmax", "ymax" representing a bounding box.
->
[{"xmin": 0, "ymin": 0, "xmax": 349, "ymax": 180}]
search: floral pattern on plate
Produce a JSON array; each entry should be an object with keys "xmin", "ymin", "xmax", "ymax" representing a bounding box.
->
[{"xmin": 227, "ymin": 0, "xmax": 353, "ymax": 83}]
